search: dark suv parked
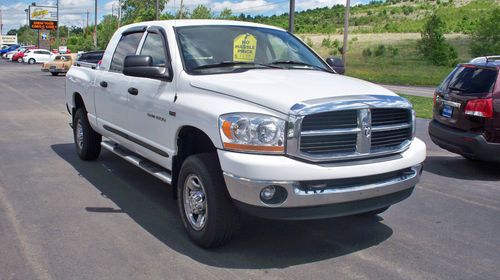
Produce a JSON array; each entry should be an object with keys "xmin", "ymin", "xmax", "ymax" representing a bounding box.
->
[{"xmin": 429, "ymin": 56, "xmax": 500, "ymax": 162}]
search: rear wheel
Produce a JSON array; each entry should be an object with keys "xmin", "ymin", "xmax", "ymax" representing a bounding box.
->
[
  {"xmin": 28, "ymin": 58, "xmax": 35, "ymax": 64},
  {"xmin": 178, "ymin": 154, "xmax": 238, "ymax": 248},
  {"xmin": 73, "ymin": 108, "xmax": 101, "ymax": 160}
]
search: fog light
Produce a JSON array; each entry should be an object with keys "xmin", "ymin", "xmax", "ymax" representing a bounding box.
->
[
  {"xmin": 259, "ymin": 185, "xmax": 288, "ymax": 205},
  {"xmin": 260, "ymin": 186, "xmax": 276, "ymax": 201}
]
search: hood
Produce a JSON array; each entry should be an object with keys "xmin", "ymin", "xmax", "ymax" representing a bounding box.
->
[{"xmin": 189, "ymin": 69, "xmax": 398, "ymax": 114}]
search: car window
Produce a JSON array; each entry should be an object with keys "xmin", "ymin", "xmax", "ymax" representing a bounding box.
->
[
  {"xmin": 77, "ymin": 53, "xmax": 87, "ymax": 61},
  {"xmin": 140, "ymin": 32, "xmax": 167, "ymax": 67},
  {"xmin": 110, "ymin": 32, "xmax": 144, "ymax": 72},
  {"xmin": 446, "ymin": 66, "xmax": 498, "ymax": 94}
]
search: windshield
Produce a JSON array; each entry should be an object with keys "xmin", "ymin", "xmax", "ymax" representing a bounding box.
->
[{"xmin": 175, "ymin": 25, "xmax": 330, "ymax": 74}]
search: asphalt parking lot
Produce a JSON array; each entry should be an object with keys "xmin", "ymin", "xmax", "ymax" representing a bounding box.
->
[{"xmin": 0, "ymin": 59, "xmax": 499, "ymax": 280}]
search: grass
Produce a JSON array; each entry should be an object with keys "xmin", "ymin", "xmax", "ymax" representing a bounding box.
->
[
  {"xmin": 303, "ymin": 33, "xmax": 472, "ymax": 86},
  {"xmin": 399, "ymin": 94, "xmax": 434, "ymax": 119}
]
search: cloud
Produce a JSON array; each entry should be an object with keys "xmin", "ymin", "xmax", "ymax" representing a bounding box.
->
[
  {"xmin": 211, "ymin": 0, "xmax": 280, "ymax": 13},
  {"xmin": 295, "ymin": 0, "xmax": 346, "ymax": 11}
]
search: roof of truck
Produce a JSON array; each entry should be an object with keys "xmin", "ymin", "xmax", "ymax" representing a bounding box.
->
[{"xmin": 121, "ymin": 19, "xmax": 286, "ymax": 32}]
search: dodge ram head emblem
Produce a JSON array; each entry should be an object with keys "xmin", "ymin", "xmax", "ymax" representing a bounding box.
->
[{"xmin": 363, "ymin": 125, "xmax": 371, "ymax": 137}]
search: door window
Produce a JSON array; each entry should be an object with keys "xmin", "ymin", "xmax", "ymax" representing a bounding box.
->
[
  {"xmin": 140, "ymin": 32, "xmax": 167, "ymax": 67},
  {"xmin": 110, "ymin": 32, "xmax": 143, "ymax": 72}
]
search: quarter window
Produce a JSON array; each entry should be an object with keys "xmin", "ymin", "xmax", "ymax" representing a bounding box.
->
[{"xmin": 110, "ymin": 32, "xmax": 143, "ymax": 72}]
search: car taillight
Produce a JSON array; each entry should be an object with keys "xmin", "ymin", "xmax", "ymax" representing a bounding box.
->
[
  {"xmin": 433, "ymin": 92, "xmax": 437, "ymax": 106},
  {"xmin": 464, "ymin": 98, "xmax": 493, "ymax": 118}
]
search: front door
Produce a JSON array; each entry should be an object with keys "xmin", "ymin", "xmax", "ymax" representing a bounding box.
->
[{"xmin": 125, "ymin": 27, "xmax": 175, "ymax": 167}]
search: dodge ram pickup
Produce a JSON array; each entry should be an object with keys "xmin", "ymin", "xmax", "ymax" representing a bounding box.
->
[{"xmin": 65, "ymin": 20, "xmax": 426, "ymax": 248}]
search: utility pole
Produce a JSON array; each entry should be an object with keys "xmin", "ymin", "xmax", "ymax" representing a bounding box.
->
[
  {"xmin": 25, "ymin": 9, "xmax": 29, "ymax": 26},
  {"xmin": 288, "ymin": 0, "xmax": 295, "ymax": 33},
  {"xmin": 156, "ymin": 0, "xmax": 159, "ymax": 20},
  {"xmin": 179, "ymin": 0, "xmax": 184, "ymax": 19},
  {"xmin": 86, "ymin": 10, "xmax": 89, "ymax": 29},
  {"xmin": 93, "ymin": 0, "xmax": 97, "ymax": 49},
  {"xmin": 342, "ymin": 0, "xmax": 351, "ymax": 66},
  {"xmin": 56, "ymin": 0, "xmax": 59, "ymax": 46},
  {"xmin": 117, "ymin": 0, "xmax": 121, "ymax": 27},
  {"xmin": 0, "ymin": 9, "xmax": 3, "ymax": 36}
]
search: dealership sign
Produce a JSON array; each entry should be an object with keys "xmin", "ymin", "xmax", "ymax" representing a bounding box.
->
[
  {"xmin": 0, "ymin": 35, "xmax": 18, "ymax": 45},
  {"xmin": 29, "ymin": 6, "xmax": 58, "ymax": 30}
]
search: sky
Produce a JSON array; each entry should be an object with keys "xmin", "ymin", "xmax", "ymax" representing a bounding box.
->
[{"xmin": 0, "ymin": 0, "xmax": 369, "ymax": 34}]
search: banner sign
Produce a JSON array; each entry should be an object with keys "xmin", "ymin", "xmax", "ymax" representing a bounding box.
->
[{"xmin": 29, "ymin": 6, "xmax": 58, "ymax": 30}]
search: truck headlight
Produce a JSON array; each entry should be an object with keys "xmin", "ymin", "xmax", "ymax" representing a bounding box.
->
[{"xmin": 219, "ymin": 113, "xmax": 286, "ymax": 153}]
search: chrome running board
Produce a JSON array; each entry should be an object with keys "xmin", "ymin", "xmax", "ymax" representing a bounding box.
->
[{"xmin": 101, "ymin": 140, "xmax": 172, "ymax": 184}]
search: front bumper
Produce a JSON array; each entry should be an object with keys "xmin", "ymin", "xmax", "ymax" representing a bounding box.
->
[
  {"xmin": 219, "ymin": 138, "xmax": 425, "ymax": 219},
  {"xmin": 429, "ymin": 120, "xmax": 500, "ymax": 162}
]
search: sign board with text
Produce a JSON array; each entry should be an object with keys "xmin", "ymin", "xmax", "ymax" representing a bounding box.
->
[
  {"xmin": 29, "ymin": 5, "xmax": 58, "ymax": 30},
  {"xmin": 0, "ymin": 35, "xmax": 18, "ymax": 45}
]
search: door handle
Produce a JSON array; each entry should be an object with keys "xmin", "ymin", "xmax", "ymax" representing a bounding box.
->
[
  {"xmin": 128, "ymin": 87, "xmax": 139, "ymax": 96},
  {"xmin": 99, "ymin": 81, "xmax": 108, "ymax": 88}
]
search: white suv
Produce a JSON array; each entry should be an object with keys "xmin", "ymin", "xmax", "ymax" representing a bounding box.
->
[{"xmin": 23, "ymin": 49, "xmax": 52, "ymax": 64}]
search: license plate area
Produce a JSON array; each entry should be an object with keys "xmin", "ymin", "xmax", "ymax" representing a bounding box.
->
[{"xmin": 441, "ymin": 104, "xmax": 453, "ymax": 118}]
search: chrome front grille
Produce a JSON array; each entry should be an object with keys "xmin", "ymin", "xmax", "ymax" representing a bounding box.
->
[{"xmin": 287, "ymin": 95, "xmax": 414, "ymax": 162}]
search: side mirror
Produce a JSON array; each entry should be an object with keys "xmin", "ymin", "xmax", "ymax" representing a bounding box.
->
[
  {"xmin": 123, "ymin": 55, "xmax": 170, "ymax": 80},
  {"xmin": 326, "ymin": 57, "xmax": 345, "ymax": 75}
]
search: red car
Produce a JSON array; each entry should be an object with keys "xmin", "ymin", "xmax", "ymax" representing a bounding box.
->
[
  {"xmin": 428, "ymin": 56, "xmax": 500, "ymax": 162},
  {"xmin": 12, "ymin": 46, "xmax": 36, "ymax": 63}
]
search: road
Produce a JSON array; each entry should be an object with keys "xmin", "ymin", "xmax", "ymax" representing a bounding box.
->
[
  {"xmin": 0, "ymin": 60, "xmax": 499, "ymax": 280},
  {"xmin": 379, "ymin": 84, "xmax": 435, "ymax": 98}
]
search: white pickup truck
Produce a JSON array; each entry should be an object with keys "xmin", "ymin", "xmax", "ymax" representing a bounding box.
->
[{"xmin": 66, "ymin": 20, "xmax": 426, "ymax": 248}]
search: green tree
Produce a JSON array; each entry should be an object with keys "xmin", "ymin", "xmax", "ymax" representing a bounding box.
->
[
  {"xmin": 218, "ymin": 8, "xmax": 233, "ymax": 19},
  {"xmin": 191, "ymin": 5, "xmax": 212, "ymax": 19},
  {"xmin": 122, "ymin": 0, "xmax": 169, "ymax": 23},
  {"xmin": 469, "ymin": 8, "xmax": 500, "ymax": 56},
  {"xmin": 418, "ymin": 13, "xmax": 457, "ymax": 66},
  {"xmin": 97, "ymin": 15, "xmax": 119, "ymax": 50}
]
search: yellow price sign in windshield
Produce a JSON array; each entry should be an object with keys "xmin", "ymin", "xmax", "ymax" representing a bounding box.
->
[{"xmin": 233, "ymin": 34, "xmax": 257, "ymax": 62}]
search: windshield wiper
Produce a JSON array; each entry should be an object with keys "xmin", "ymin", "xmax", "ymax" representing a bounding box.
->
[
  {"xmin": 448, "ymin": 86, "xmax": 465, "ymax": 92},
  {"xmin": 192, "ymin": 61, "xmax": 280, "ymax": 70},
  {"xmin": 268, "ymin": 60, "xmax": 331, "ymax": 72}
]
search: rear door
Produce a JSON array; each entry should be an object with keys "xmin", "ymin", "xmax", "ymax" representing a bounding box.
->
[
  {"xmin": 434, "ymin": 65, "xmax": 498, "ymax": 131},
  {"xmin": 94, "ymin": 30, "xmax": 145, "ymax": 138}
]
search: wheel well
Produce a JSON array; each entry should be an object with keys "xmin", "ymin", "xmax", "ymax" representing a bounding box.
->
[
  {"xmin": 172, "ymin": 126, "xmax": 218, "ymax": 199},
  {"xmin": 72, "ymin": 93, "xmax": 85, "ymax": 121}
]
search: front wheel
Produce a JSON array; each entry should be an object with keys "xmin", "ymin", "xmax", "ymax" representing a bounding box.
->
[
  {"xmin": 73, "ymin": 108, "xmax": 101, "ymax": 160},
  {"xmin": 178, "ymin": 154, "xmax": 239, "ymax": 248}
]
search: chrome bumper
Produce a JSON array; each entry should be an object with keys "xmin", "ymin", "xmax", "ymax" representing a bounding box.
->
[{"xmin": 223, "ymin": 164, "xmax": 422, "ymax": 208}]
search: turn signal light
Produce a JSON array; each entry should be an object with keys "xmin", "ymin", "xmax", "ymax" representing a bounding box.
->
[{"xmin": 464, "ymin": 98, "xmax": 493, "ymax": 118}]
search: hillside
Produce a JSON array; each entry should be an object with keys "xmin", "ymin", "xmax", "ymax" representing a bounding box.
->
[{"xmin": 247, "ymin": 0, "xmax": 499, "ymax": 34}]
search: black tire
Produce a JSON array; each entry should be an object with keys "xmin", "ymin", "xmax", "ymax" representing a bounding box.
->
[
  {"xmin": 51, "ymin": 72, "xmax": 58, "ymax": 76},
  {"xmin": 17, "ymin": 58, "xmax": 23, "ymax": 63},
  {"xmin": 177, "ymin": 154, "xmax": 238, "ymax": 248},
  {"xmin": 357, "ymin": 206, "xmax": 390, "ymax": 217},
  {"xmin": 73, "ymin": 108, "xmax": 101, "ymax": 160},
  {"xmin": 28, "ymin": 58, "xmax": 35, "ymax": 64}
]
